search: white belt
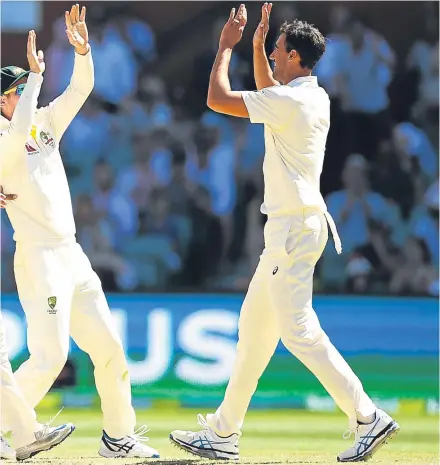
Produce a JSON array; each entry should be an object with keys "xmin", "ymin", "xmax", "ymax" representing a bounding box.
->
[{"xmin": 324, "ymin": 211, "xmax": 342, "ymax": 255}]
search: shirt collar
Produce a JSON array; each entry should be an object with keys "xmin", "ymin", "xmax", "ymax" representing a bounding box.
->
[
  {"xmin": 0, "ymin": 114, "xmax": 9, "ymax": 131},
  {"xmin": 287, "ymin": 75, "xmax": 318, "ymax": 87}
]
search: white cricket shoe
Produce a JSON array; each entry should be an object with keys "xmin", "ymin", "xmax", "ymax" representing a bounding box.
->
[
  {"xmin": 0, "ymin": 437, "xmax": 16, "ymax": 460},
  {"xmin": 15, "ymin": 423, "xmax": 75, "ymax": 461},
  {"xmin": 170, "ymin": 414, "xmax": 240, "ymax": 461},
  {"xmin": 337, "ymin": 409, "xmax": 400, "ymax": 462},
  {"xmin": 98, "ymin": 426, "xmax": 160, "ymax": 458}
]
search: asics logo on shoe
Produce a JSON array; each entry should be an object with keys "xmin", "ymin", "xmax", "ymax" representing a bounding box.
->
[
  {"xmin": 102, "ymin": 437, "xmax": 134, "ymax": 454},
  {"xmin": 356, "ymin": 418, "xmax": 380, "ymax": 455}
]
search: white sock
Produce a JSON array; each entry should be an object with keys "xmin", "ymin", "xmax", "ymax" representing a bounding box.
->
[{"xmin": 356, "ymin": 411, "xmax": 376, "ymax": 425}]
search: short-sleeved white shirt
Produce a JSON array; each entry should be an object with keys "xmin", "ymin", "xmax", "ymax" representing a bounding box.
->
[{"xmin": 242, "ymin": 76, "xmax": 330, "ymax": 216}]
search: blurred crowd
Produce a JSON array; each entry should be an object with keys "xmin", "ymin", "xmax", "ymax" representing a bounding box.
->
[{"xmin": 1, "ymin": 4, "xmax": 438, "ymax": 296}]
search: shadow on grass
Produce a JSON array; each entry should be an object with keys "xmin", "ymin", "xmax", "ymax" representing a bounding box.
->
[{"xmin": 133, "ymin": 461, "xmax": 324, "ymax": 465}]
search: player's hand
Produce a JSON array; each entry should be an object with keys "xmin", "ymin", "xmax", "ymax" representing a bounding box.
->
[
  {"xmin": 27, "ymin": 30, "xmax": 45, "ymax": 75},
  {"xmin": 253, "ymin": 2, "xmax": 272, "ymax": 48},
  {"xmin": 0, "ymin": 186, "xmax": 17, "ymax": 208},
  {"xmin": 219, "ymin": 4, "xmax": 247, "ymax": 49},
  {"xmin": 65, "ymin": 4, "xmax": 89, "ymax": 55}
]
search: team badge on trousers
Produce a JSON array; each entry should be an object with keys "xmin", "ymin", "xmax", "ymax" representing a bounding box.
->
[{"xmin": 48, "ymin": 296, "xmax": 57, "ymax": 311}]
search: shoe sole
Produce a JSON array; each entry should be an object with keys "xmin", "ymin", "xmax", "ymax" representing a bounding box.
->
[
  {"xmin": 98, "ymin": 450, "xmax": 160, "ymax": 459},
  {"xmin": 337, "ymin": 421, "xmax": 400, "ymax": 462},
  {"xmin": 169, "ymin": 434, "xmax": 239, "ymax": 461},
  {"xmin": 16, "ymin": 425, "xmax": 75, "ymax": 461}
]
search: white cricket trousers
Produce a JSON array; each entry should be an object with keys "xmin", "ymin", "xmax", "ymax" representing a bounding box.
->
[
  {"xmin": 0, "ymin": 311, "xmax": 41, "ymax": 448},
  {"xmin": 11, "ymin": 238, "xmax": 136, "ymax": 438},
  {"xmin": 207, "ymin": 208, "xmax": 376, "ymax": 435}
]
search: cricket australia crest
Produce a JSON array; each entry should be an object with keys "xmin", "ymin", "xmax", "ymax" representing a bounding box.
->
[{"xmin": 48, "ymin": 296, "xmax": 57, "ymax": 310}]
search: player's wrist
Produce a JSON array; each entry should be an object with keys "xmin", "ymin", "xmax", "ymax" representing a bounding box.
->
[
  {"xmin": 75, "ymin": 44, "xmax": 90, "ymax": 55},
  {"xmin": 253, "ymin": 41, "xmax": 266, "ymax": 50}
]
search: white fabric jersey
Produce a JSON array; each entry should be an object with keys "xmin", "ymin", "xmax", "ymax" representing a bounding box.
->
[
  {"xmin": 0, "ymin": 51, "xmax": 94, "ymax": 243},
  {"xmin": 242, "ymin": 76, "xmax": 330, "ymax": 216}
]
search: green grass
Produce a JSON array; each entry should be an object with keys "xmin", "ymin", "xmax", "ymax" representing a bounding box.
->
[{"xmin": 20, "ymin": 407, "xmax": 438, "ymax": 465}]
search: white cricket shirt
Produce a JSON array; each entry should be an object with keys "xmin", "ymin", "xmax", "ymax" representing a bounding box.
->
[
  {"xmin": 242, "ymin": 76, "xmax": 341, "ymax": 253},
  {"xmin": 0, "ymin": 51, "xmax": 94, "ymax": 243}
]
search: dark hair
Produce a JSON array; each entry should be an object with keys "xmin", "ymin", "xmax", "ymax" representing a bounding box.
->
[{"xmin": 280, "ymin": 19, "xmax": 326, "ymax": 69}]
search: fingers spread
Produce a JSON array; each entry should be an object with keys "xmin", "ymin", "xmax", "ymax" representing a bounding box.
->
[
  {"xmin": 65, "ymin": 11, "xmax": 72, "ymax": 30},
  {"xmin": 76, "ymin": 4, "xmax": 80, "ymax": 23},
  {"xmin": 80, "ymin": 6, "xmax": 86, "ymax": 22}
]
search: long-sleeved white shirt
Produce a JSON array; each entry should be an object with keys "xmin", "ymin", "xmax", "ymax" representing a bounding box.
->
[{"xmin": 0, "ymin": 51, "xmax": 94, "ymax": 243}]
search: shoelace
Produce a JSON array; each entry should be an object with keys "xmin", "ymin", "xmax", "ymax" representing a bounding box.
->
[
  {"xmin": 129, "ymin": 425, "xmax": 151, "ymax": 443},
  {"xmin": 36, "ymin": 406, "xmax": 65, "ymax": 440},
  {"xmin": 342, "ymin": 426, "xmax": 359, "ymax": 440},
  {"xmin": 197, "ymin": 414, "xmax": 209, "ymax": 430}
]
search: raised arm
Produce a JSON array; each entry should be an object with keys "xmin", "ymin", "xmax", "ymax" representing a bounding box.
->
[
  {"xmin": 0, "ymin": 31, "xmax": 44, "ymax": 174},
  {"xmin": 252, "ymin": 3, "xmax": 280, "ymax": 90},
  {"xmin": 44, "ymin": 4, "xmax": 94, "ymax": 140},
  {"xmin": 206, "ymin": 4, "xmax": 249, "ymax": 118}
]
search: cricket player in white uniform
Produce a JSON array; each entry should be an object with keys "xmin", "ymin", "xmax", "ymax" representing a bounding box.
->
[
  {"xmin": 0, "ymin": 5, "xmax": 159, "ymax": 459},
  {"xmin": 0, "ymin": 310, "xmax": 74, "ymax": 461},
  {"xmin": 170, "ymin": 4, "xmax": 400, "ymax": 462}
]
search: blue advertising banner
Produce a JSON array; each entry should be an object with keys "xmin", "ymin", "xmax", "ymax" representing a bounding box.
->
[{"xmin": 2, "ymin": 294, "xmax": 438, "ymax": 405}]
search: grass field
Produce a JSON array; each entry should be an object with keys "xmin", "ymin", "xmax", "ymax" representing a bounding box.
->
[{"xmin": 17, "ymin": 407, "xmax": 438, "ymax": 465}]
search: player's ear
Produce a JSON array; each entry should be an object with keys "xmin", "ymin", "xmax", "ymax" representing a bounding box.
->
[{"xmin": 288, "ymin": 50, "xmax": 297, "ymax": 61}]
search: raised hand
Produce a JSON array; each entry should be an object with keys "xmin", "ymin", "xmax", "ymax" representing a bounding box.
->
[
  {"xmin": 27, "ymin": 30, "xmax": 45, "ymax": 74},
  {"xmin": 253, "ymin": 2, "xmax": 272, "ymax": 47},
  {"xmin": 219, "ymin": 4, "xmax": 248, "ymax": 49},
  {"xmin": 65, "ymin": 4, "xmax": 89, "ymax": 54}
]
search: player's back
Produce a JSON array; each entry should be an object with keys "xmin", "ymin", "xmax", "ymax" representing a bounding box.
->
[{"xmin": 0, "ymin": 107, "xmax": 75, "ymax": 243}]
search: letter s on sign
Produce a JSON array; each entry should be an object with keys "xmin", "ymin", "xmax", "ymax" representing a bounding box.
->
[{"xmin": 176, "ymin": 309, "xmax": 238, "ymax": 386}]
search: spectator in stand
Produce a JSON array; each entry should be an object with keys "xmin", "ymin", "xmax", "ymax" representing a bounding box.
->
[
  {"xmin": 89, "ymin": 22, "xmax": 138, "ymax": 105},
  {"xmin": 392, "ymin": 122, "xmax": 438, "ymax": 183},
  {"xmin": 326, "ymin": 154, "xmax": 400, "ymax": 254},
  {"xmin": 338, "ymin": 20, "xmax": 396, "ymax": 160},
  {"xmin": 181, "ymin": 186, "xmax": 223, "ymax": 288},
  {"xmin": 92, "ymin": 160, "xmax": 139, "ymax": 246},
  {"xmin": 371, "ymin": 139, "xmax": 416, "ymax": 219},
  {"xmin": 61, "ymin": 96, "xmax": 112, "ymax": 186},
  {"xmin": 107, "ymin": 7, "xmax": 157, "ymax": 65},
  {"xmin": 406, "ymin": 13, "xmax": 439, "ymax": 145},
  {"xmin": 186, "ymin": 124, "xmax": 237, "ymax": 263},
  {"xmin": 139, "ymin": 75, "xmax": 174, "ymax": 128},
  {"xmin": 322, "ymin": 154, "xmax": 401, "ymax": 290},
  {"xmin": 389, "ymin": 237, "xmax": 438, "ymax": 296},
  {"xmin": 43, "ymin": 16, "xmax": 75, "ymax": 102},
  {"xmin": 116, "ymin": 133, "xmax": 156, "ymax": 220},
  {"xmin": 410, "ymin": 180, "xmax": 439, "ymax": 270},
  {"xmin": 75, "ymin": 194, "xmax": 137, "ymax": 291},
  {"xmin": 168, "ymin": 145, "xmax": 192, "ymax": 216},
  {"xmin": 315, "ymin": 5, "xmax": 352, "ymax": 98},
  {"xmin": 139, "ymin": 188, "xmax": 183, "ymax": 277},
  {"xmin": 140, "ymin": 188, "xmax": 180, "ymax": 247}
]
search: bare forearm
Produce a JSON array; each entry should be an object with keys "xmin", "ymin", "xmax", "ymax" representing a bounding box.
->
[
  {"xmin": 253, "ymin": 44, "xmax": 279, "ymax": 90},
  {"xmin": 207, "ymin": 46, "xmax": 233, "ymax": 104}
]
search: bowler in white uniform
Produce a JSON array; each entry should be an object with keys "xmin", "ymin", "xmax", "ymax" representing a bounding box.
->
[
  {"xmin": 0, "ymin": 5, "xmax": 159, "ymax": 459},
  {"xmin": 170, "ymin": 4, "xmax": 399, "ymax": 463}
]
